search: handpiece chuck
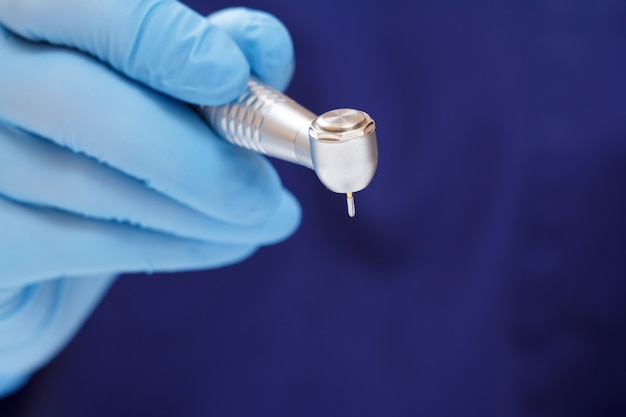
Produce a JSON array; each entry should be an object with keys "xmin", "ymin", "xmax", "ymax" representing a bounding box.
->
[{"xmin": 198, "ymin": 78, "xmax": 378, "ymax": 218}]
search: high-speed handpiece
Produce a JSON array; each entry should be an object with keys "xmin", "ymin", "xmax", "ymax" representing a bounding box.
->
[{"xmin": 198, "ymin": 78, "xmax": 378, "ymax": 217}]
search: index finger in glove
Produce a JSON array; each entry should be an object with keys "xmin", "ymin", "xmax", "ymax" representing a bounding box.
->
[
  {"xmin": 207, "ymin": 8, "xmax": 295, "ymax": 91},
  {"xmin": 0, "ymin": 30, "xmax": 285, "ymax": 225},
  {"xmin": 0, "ymin": 0, "xmax": 248, "ymax": 105}
]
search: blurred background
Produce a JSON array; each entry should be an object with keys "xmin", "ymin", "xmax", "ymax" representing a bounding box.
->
[{"xmin": 3, "ymin": 0, "xmax": 626, "ymax": 416}]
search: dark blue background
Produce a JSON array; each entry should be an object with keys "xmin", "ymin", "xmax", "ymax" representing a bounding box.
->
[{"xmin": 3, "ymin": 1, "xmax": 626, "ymax": 416}]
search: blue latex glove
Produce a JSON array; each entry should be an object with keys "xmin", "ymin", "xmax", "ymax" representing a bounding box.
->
[{"xmin": 0, "ymin": 0, "xmax": 300, "ymax": 397}]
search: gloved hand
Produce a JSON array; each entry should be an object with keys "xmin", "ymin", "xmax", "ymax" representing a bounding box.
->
[{"xmin": 0, "ymin": 0, "xmax": 300, "ymax": 397}]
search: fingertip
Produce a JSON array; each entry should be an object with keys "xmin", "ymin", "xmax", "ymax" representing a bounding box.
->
[
  {"xmin": 249, "ymin": 11, "xmax": 295, "ymax": 91},
  {"xmin": 264, "ymin": 189, "xmax": 302, "ymax": 245},
  {"xmin": 0, "ymin": 373, "xmax": 30, "ymax": 398},
  {"xmin": 152, "ymin": 21, "xmax": 251, "ymax": 105},
  {"xmin": 217, "ymin": 150, "xmax": 285, "ymax": 226},
  {"xmin": 207, "ymin": 7, "xmax": 295, "ymax": 91}
]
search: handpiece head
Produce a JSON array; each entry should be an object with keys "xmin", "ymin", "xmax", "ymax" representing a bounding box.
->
[{"xmin": 308, "ymin": 109, "xmax": 378, "ymax": 217}]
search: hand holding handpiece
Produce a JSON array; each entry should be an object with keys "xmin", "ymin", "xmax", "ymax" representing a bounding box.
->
[{"xmin": 0, "ymin": 0, "xmax": 300, "ymax": 396}]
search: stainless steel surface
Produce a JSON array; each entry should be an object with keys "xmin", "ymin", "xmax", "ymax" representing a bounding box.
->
[
  {"xmin": 315, "ymin": 109, "xmax": 365, "ymax": 131},
  {"xmin": 198, "ymin": 78, "xmax": 378, "ymax": 212},
  {"xmin": 308, "ymin": 109, "xmax": 377, "ymax": 193},
  {"xmin": 198, "ymin": 79, "xmax": 315, "ymax": 169}
]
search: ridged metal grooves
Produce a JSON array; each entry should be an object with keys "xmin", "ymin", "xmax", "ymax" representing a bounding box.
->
[{"xmin": 207, "ymin": 79, "xmax": 288, "ymax": 155}]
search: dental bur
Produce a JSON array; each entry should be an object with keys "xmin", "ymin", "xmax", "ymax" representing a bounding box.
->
[{"xmin": 198, "ymin": 78, "xmax": 378, "ymax": 217}]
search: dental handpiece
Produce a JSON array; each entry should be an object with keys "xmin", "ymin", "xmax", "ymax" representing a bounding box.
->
[{"xmin": 197, "ymin": 78, "xmax": 378, "ymax": 217}]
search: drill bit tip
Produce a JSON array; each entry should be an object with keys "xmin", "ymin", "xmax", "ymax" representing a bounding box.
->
[{"xmin": 346, "ymin": 192, "xmax": 355, "ymax": 217}]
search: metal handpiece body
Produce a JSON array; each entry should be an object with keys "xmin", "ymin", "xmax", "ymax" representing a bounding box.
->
[{"xmin": 198, "ymin": 78, "xmax": 378, "ymax": 216}]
